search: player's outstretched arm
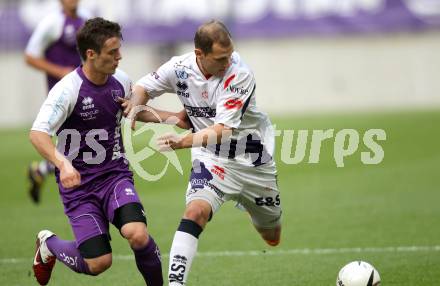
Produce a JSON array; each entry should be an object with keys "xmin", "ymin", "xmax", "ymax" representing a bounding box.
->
[
  {"xmin": 157, "ymin": 123, "xmax": 232, "ymax": 151},
  {"xmin": 134, "ymin": 106, "xmax": 191, "ymax": 130},
  {"xmin": 29, "ymin": 130, "xmax": 81, "ymax": 189},
  {"xmin": 119, "ymin": 95, "xmax": 191, "ymax": 129}
]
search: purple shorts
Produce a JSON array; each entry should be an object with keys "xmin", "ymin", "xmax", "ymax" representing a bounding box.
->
[{"xmin": 58, "ymin": 172, "xmax": 143, "ymax": 247}]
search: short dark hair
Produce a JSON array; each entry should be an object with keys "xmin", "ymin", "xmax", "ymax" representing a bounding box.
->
[
  {"xmin": 194, "ymin": 20, "xmax": 232, "ymax": 54},
  {"xmin": 76, "ymin": 17, "xmax": 122, "ymax": 61}
]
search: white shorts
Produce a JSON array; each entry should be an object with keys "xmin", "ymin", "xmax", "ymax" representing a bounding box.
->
[{"xmin": 186, "ymin": 157, "xmax": 282, "ymax": 229}]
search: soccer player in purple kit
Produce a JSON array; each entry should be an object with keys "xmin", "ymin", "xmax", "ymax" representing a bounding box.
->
[
  {"xmin": 29, "ymin": 18, "xmax": 163, "ymax": 285},
  {"xmin": 25, "ymin": 0, "xmax": 90, "ymax": 203}
]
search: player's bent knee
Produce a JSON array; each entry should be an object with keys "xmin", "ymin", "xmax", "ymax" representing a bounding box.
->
[
  {"xmin": 85, "ymin": 254, "xmax": 112, "ymax": 275},
  {"xmin": 184, "ymin": 207, "xmax": 208, "ymax": 227},
  {"xmin": 127, "ymin": 227, "xmax": 149, "ymax": 249},
  {"xmin": 120, "ymin": 222, "xmax": 149, "ymax": 249},
  {"xmin": 184, "ymin": 201, "xmax": 211, "ymax": 227},
  {"xmin": 184, "ymin": 206, "xmax": 204, "ymax": 220}
]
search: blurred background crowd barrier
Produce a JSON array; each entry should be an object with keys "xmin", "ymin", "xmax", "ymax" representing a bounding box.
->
[{"xmin": 1, "ymin": 0, "xmax": 439, "ymax": 127}]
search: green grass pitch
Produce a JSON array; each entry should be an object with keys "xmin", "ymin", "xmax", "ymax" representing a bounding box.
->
[{"xmin": 0, "ymin": 109, "xmax": 439, "ymax": 285}]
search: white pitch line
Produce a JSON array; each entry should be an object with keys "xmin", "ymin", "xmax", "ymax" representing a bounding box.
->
[{"xmin": 2, "ymin": 245, "xmax": 439, "ymax": 264}]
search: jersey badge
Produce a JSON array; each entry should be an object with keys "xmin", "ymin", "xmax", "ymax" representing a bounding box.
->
[{"xmin": 224, "ymin": 98, "xmax": 243, "ymax": 110}]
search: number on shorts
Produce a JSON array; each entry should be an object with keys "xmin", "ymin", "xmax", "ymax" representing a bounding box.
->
[{"xmin": 255, "ymin": 194, "xmax": 280, "ymax": 207}]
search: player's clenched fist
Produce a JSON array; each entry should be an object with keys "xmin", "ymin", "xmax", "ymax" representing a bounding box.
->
[
  {"xmin": 117, "ymin": 97, "xmax": 132, "ymax": 117},
  {"xmin": 157, "ymin": 133, "xmax": 183, "ymax": 151},
  {"xmin": 59, "ymin": 161, "xmax": 81, "ymax": 189}
]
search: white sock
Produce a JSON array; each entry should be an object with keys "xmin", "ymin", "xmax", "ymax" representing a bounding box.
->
[{"xmin": 168, "ymin": 231, "xmax": 199, "ymax": 285}]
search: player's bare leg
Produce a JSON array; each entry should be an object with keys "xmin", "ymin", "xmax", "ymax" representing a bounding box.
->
[
  {"xmin": 83, "ymin": 255, "xmax": 112, "ymax": 274},
  {"xmin": 183, "ymin": 199, "xmax": 212, "ymax": 228},
  {"xmin": 168, "ymin": 199, "xmax": 211, "ymax": 286}
]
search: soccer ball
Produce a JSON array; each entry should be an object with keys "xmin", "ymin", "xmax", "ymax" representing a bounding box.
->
[{"xmin": 336, "ymin": 261, "xmax": 381, "ymax": 286}]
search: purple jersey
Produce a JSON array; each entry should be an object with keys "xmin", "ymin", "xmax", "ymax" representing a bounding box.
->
[
  {"xmin": 31, "ymin": 67, "xmax": 133, "ymax": 206},
  {"xmin": 44, "ymin": 16, "xmax": 84, "ymax": 90},
  {"xmin": 25, "ymin": 10, "xmax": 90, "ymax": 91}
]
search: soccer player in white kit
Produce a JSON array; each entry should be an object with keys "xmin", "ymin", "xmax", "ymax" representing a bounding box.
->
[{"xmin": 128, "ymin": 20, "xmax": 282, "ymax": 285}]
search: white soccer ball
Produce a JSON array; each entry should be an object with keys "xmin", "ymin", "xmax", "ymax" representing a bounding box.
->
[{"xmin": 336, "ymin": 261, "xmax": 381, "ymax": 286}]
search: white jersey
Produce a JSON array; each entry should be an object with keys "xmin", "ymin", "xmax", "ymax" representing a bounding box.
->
[{"xmin": 136, "ymin": 52, "xmax": 275, "ymax": 168}]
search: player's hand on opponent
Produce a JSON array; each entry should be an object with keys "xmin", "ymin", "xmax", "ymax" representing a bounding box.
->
[
  {"xmin": 157, "ymin": 133, "xmax": 183, "ymax": 151},
  {"xmin": 174, "ymin": 109, "xmax": 192, "ymax": 130},
  {"xmin": 162, "ymin": 110, "xmax": 191, "ymax": 130},
  {"xmin": 117, "ymin": 97, "xmax": 137, "ymax": 130},
  {"xmin": 118, "ymin": 97, "xmax": 131, "ymax": 117},
  {"xmin": 59, "ymin": 160, "xmax": 81, "ymax": 189}
]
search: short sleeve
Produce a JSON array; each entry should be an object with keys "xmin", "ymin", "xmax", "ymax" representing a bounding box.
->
[
  {"xmin": 214, "ymin": 71, "xmax": 256, "ymax": 128},
  {"xmin": 135, "ymin": 58, "xmax": 175, "ymax": 99},
  {"xmin": 25, "ymin": 13, "xmax": 63, "ymax": 58},
  {"xmin": 31, "ymin": 77, "xmax": 78, "ymax": 136},
  {"xmin": 113, "ymin": 69, "xmax": 133, "ymax": 99}
]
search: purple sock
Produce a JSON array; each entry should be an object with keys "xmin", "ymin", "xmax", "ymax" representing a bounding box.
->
[
  {"xmin": 133, "ymin": 236, "xmax": 163, "ymax": 286},
  {"xmin": 46, "ymin": 236, "xmax": 92, "ymax": 275}
]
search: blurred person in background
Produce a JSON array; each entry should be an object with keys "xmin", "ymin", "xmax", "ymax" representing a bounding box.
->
[
  {"xmin": 125, "ymin": 20, "xmax": 282, "ymax": 286},
  {"xmin": 25, "ymin": 0, "xmax": 90, "ymax": 204}
]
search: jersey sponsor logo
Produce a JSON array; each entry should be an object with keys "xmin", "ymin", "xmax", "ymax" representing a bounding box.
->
[
  {"xmin": 176, "ymin": 81, "xmax": 190, "ymax": 98},
  {"xmin": 224, "ymin": 74, "xmax": 236, "ymax": 89},
  {"xmin": 224, "ymin": 98, "xmax": 243, "ymax": 110},
  {"xmin": 184, "ymin": 104, "xmax": 216, "ymax": 118},
  {"xmin": 59, "ymin": 252, "xmax": 78, "ymax": 267},
  {"xmin": 111, "ymin": 89, "xmax": 123, "ymax": 102},
  {"xmin": 211, "ymin": 165, "xmax": 225, "ymax": 180},
  {"xmin": 80, "ymin": 97, "xmax": 99, "ymax": 120},
  {"xmin": 169, "ymin": 255, "xmax": 187, "ymax": 284},
  {"xmin": 189, "ymin": 160, "xmax": 225, "ymax": 198},
  {"xmin": 190, "ymin": 160, "xmax": 213, "ymax": 188},
  {"xmin": 175, "ymin": 69, "xmax": 189, "ymax": 79},
  {"xmin": 190, "ymin": 178, "xmax": 210, "ymax": 189},
  {"xmin": 63, "ymin": 24, "xmax": 77, "ymax": 45},
  {"xmin": 82, "ymin": 97, "xmax": 94, "ymax": 110},
  {"xmin": 189, "ymin": 178, "xmax": 225, "ymax": 198},
  {"xmin": 201, "ymin": 91, "xmax": 208, "ymax": 100},
  {"xmin": 124, "ymin": 188, "xmax": 135, "ymax": 196},
  {"xmin": 79, "ymin": 109, "xmax": 99, "ymax": 120},
  {"xmin": 228, "ymin": 85, "xmax": 249, "ymax": 96},
  {"xmin": 176, "ymin": 81, "xmax": 188, "ymax": 90},
  {"xmin": 150, "ymin": 71, "xmax": 160, "ymax": 79},
  {"xmin": 112, "ymin": 110, "xmax": 125, "ymax": 161}
]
